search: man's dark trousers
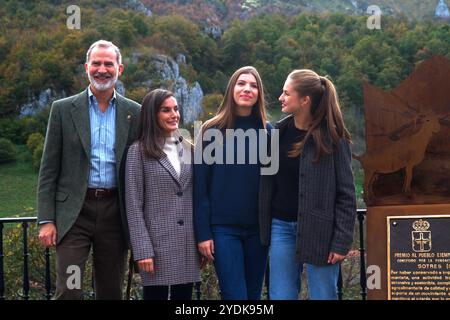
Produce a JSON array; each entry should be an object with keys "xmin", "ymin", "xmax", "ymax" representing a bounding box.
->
[{"xmin": 54, "ymin": 191, "xmax": 126, "ymax": 300}]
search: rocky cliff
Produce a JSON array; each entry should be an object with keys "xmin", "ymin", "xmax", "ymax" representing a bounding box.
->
[
  {"xmin": 151, "ymin": 54, "xmax": 204, "ymax": 124},
  {"xmin": 20, "ymin": 53, "xmax": 204, "ymax": 125},
  {"xmin": 436, "ymin": 0, "xmax": 450, "ymax": 19}
]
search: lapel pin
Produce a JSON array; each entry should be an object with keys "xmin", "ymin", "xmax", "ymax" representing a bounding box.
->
[{"xmin": 127, "ymin": 114, "xmax": 132, "ymax": 120}]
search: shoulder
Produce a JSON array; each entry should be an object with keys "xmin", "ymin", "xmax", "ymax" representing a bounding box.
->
[
  {"xmin": 265, "ymin": 121, "xmax": 274, "ymax": 130},
  {"xmin": 275, "ymin": 115, "xmax": 293, "ymax": 129},
  {"xmin": 128, "ymin": 142, "xmax": 142, "ymax": 157},
  {"xmin": 335, "ymin": 137, "xmax": 351, "ymax": 150},
  {"xmin": 116, "ymin": 93, "xmax": 141, "ymax": 114},
  {"xmin": 51, "ymin": 90, "xmax": 87, "ymax": 109},
  {"xmin": 202, "ymin": 117, "xmax": 218, "ymax": 131},
  {"xmin": 332, "ymin": 137, "xmax": 352, "ymax": 162},
  {"xmin": 181, "ymin": 138, "xmax": 194, "ymax": 151}
]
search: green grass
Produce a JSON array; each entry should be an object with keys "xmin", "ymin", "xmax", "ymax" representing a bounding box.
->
[
  {"xmin": 0, "ymin": 145, "xmax": 38, "ymax": 218},
  {"xmin": 0, "ymin": 141, "xmax": 365, "ymax": 217}
]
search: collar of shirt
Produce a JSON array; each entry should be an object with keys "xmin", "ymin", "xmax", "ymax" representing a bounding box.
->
[{"xmin": 88, "ymin": 86, "xmax": 117, "ymax": 111}]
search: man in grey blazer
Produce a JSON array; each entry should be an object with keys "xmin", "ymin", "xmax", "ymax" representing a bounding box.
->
[{"xmin": 37, "ymin": 40, "xmax": 140, "ymax": 299}]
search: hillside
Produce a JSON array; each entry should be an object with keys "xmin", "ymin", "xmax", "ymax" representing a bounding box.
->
[
  {"xmin": 141, "ymin": 0, "xmax": 450, "ymax": 30},
  {"xmin": 0, "ymin": 0, "xmax": 449, "ymax": 139}
]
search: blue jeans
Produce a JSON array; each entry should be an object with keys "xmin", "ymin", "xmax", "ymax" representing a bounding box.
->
[
  {"xmin": 212, "ymin": 225, "xmax": 268, "ymax": 300},
  {"xmin": 269, "ymin": 218, "xmax": 339, "ymax": 300}
]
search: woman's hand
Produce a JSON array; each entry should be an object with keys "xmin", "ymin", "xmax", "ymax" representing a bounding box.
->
[
  {"xmin": 198, "ymin": 240, "xmax": 215, "ymax": 261},
  {"xmin": 200, "ymin": 256, "xmax": 208, "ymax": 269},
  {"xmin": 138, "ymin": 258, "xmax": 154, "ymax": 273},
  {"xmin": 327, "ymin": 252, "xmax": 346, "ymax": 264}
]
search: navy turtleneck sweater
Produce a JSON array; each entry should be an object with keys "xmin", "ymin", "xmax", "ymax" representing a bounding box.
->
[{"xmin": 194, "ymin": 113, "xmax": 265, "ymax": 242}]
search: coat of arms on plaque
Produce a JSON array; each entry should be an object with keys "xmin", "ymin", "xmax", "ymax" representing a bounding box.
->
[{"xmin": 412, "ymin": 219, "xmax": 432, "ymax": 252}]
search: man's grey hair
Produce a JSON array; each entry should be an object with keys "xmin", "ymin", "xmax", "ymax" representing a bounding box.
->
[{"xmin": 86, "ymin": 40, "xmax": 122, "ymax": 65}]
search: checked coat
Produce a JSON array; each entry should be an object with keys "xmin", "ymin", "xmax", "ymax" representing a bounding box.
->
[{"xmin": 125, "ymin": 142, "xmax": 201, "ymax": 286}]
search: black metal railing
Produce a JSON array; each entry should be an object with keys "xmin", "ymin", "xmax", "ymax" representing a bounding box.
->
[
  {"xmin": 0, "ymin": 217, "xmax": 52, "ymax": 300},
  {"xmin": 357, "ymin": 208, "xmax": 367, "ymax": 300},
  {"xmin": 337, "ymin": 209, "xmax": 368, "ymax": 300},
  {"xmin": 0, "ymin": 209, "xmax": 367, "ymax": 300}
]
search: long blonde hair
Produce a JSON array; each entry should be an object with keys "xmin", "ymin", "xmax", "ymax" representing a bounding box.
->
[
  {"xmin": 203, "ymin": 66, "xmax": 267, "ymax": 131},
  {"xmin": 287, "ymin": 69, "xmax": 351, "ymax": 161}
]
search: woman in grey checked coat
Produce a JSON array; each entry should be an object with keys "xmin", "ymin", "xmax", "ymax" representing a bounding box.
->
[
  {"xmin": 259, "ymin": 69, "xmax": 356, "ymax": 300},
  {"xmin": 125, "ymin": 89, "xmax": 201, "ymax": 300}
]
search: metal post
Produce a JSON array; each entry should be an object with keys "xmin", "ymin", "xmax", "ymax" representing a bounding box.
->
[
  {"xmin": 195, "ymin": 281, "xmax": 201, "ymax": 300},
  {"xmin": 90, "ymin": 251, "xmax": 95, "ymax": 299},
  {"xmin": 337, "ymin": 265, "xmax": 343, "ymax": 300},
  {"xmin": 45, "ymin": 248, "xmax": 52, "ymax": 300},
  {"xmin": 358, "ymin": 209, "xmax": 367, "ymax": 300},
  {"xmin": 265, "ymin": 259, "xmax": 270, "ymax": 300},
  {"xmin": 22, "ymin": 222, "xmax": 30, "ymax": 300},
  {"xmin": 0, "ymin": 222, "xmax": 4, "ymax": 300}
]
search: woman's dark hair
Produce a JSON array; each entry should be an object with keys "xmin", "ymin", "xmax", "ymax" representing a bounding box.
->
[
  {"xmin": 137, "ymin": 89, "xmax": 175, "ymax": 159},
  {"xmin": 287, "ymin": 69, "xmax": 351, "ymax": 161}
]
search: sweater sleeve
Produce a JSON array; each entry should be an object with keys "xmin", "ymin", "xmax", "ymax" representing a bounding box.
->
[
  {"xmin": 330, "ymin": 139, "xmax": 357, "ymax": 255},
  {"xmin": 193, "ymin": 135, "xmax": 213, "ymax": 243}
]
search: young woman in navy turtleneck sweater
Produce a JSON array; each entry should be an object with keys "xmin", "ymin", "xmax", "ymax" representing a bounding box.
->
[{"xmin": 194, "ymin": 66, "xmax": 271, "ymax": 300}]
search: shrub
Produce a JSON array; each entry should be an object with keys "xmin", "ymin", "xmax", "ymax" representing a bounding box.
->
[
  {"xmin": 32, "ymin": 143, "xmax": 44, "ymax": 171},
  {"xmin": 0, "ymin": 118, "xmax": 22, "ymax": 143},
  {"xmin": 0, "ymin": 109, "xmax": 49, "ymax": 145},
  {"xmin": 19, "ymin": 115, "xmax": 48, "ymax": 144},
  {"xmin": 0, "ymin": 137, "xmax": 17, "ymax": 163},
  {"xmin": 26, "ymin": 132, "xmax": 44, "ymax": 154},
  {"xmin": 199, "ymin": 93, "xmax": 223, "ymax": 123},
  {"xmin": 126, "ymin": 86, "xmax": 148, "ymax": 105},
  {"xmin": 2, "ymin": 220, "xmax": 362, "ymax": 300}
]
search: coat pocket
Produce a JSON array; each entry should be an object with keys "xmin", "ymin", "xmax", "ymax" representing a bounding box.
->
[
  {"xmin": 148, "ymin": 217, "xmax": 171, "ymax": 250},
  {"xmin": 309, "ymin": 208, "xmax": 333, "ymax": 222},
  {"xmin": 55, "ymin": 191, "xmax": 68, "ymax": 202},
  {"xmin": 298, "ymin": 211, "xmax": 334, "ymax": 264}
]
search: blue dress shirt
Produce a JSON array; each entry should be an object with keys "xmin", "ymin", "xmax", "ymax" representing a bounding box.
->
[{"xmin": 88, "ymin": 87, "xmax": 117, "ymax": 189}]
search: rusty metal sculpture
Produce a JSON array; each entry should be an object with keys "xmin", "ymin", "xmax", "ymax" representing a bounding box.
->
[{"xmin": 354, "ymin": 55, "xmax": 450, "ymax": 206}]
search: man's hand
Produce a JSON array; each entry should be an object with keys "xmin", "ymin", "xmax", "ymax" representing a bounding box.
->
[
  {"xmin": 198, "ymin": 240, "xmax": 214, "ymax": 261},
  {"xmin": 138, "ymin": 258, "xmax": 154, "ymax": 273},
  {"xmin": 38, "ymin": 223, "xmax": 57, "ymax": 247}
]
